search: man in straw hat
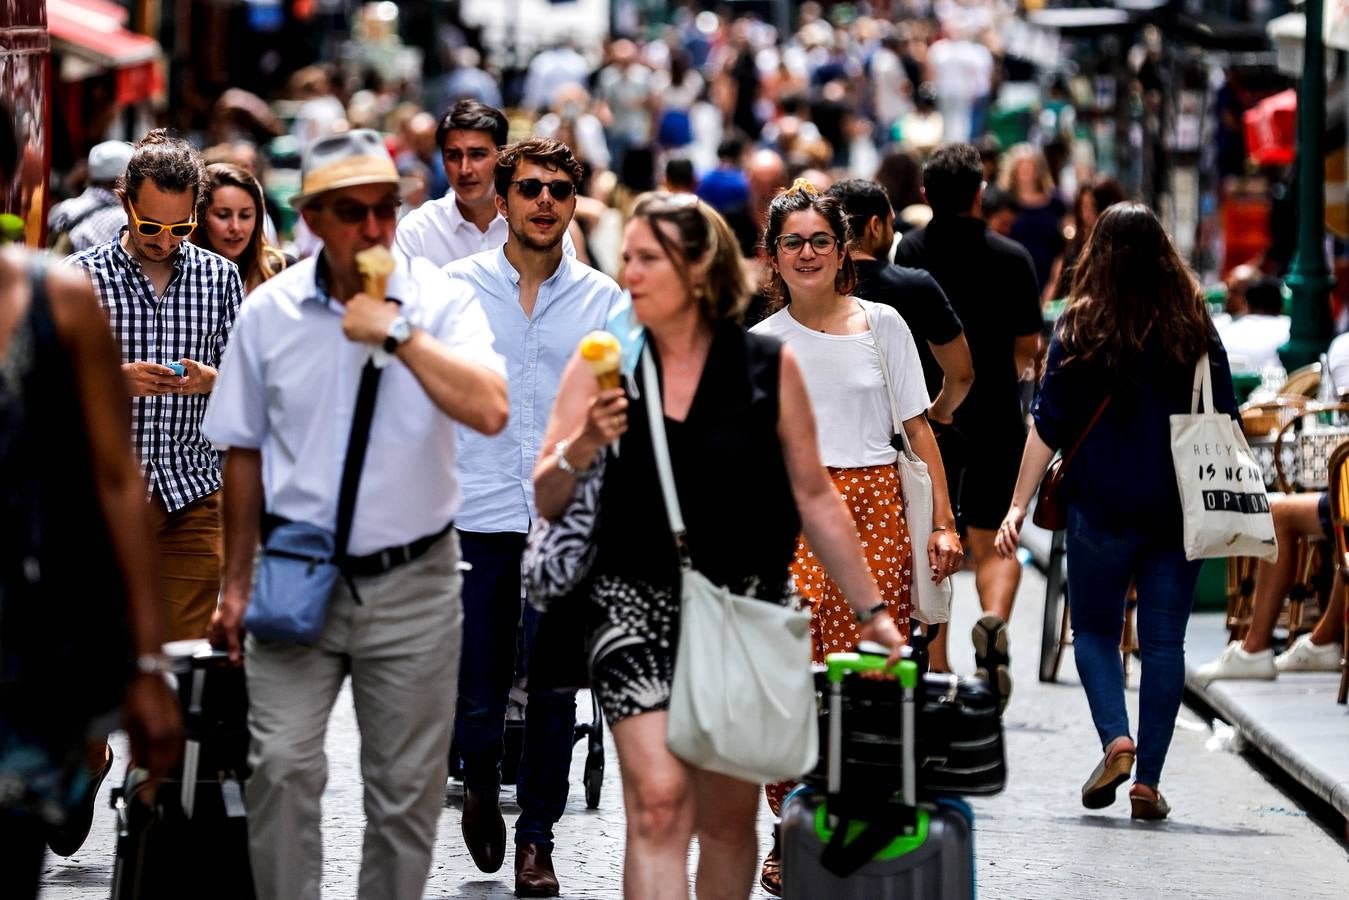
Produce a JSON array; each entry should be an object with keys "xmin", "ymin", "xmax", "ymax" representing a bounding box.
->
[{"xmin": 204, "ymin": 128, "xmax": 508, "ymax": 899}]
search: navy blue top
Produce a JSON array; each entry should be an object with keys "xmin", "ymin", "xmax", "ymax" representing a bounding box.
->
[{"xmin": 1032, "ymin": 329, "xmax": 1239, "ymax": 542}]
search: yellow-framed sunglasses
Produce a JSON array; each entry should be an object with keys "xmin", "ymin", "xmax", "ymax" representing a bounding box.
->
[{"xmin": 127, "ymin": 198, "xmax": 196, "ymax": 237}]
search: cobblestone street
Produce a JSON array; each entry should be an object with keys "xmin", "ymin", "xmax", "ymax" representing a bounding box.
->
[{"xmin": 42, "ymin": 566, "xmax": 1349, "ymax": 899}]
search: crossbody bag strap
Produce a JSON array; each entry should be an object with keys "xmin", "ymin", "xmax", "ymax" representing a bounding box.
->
[
  {"xmin": 640, "ymin": 344, "xmax": 693, "ymax": 571},
  {"xmin": 858, "ymin": 299, "xmax": 916, "ymax": 456},
  {"xmin": 1060, "ymin": 393, "xmax": 1111, "ymax": 472},
  {"xmin": 335, "ymin": 358, "xmax": 383, "ymax": 562}
]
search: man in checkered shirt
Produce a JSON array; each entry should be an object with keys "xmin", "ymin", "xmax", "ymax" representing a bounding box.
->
[{"xmin": 69, "ymin": 129, "xmax": 244, "ymax": 642}]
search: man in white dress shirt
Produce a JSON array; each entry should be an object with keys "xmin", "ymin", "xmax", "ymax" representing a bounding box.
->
[
  {"xmin": 395, "ymin": 100, "xmax": 576, "ymax": 267},
  {"xmin": 204, "ymin": 129, "xmax": 508, "ymax": 900},
  {"xmin": 443, "ymin": 137, "xmax": 622, "ymax": 897}
]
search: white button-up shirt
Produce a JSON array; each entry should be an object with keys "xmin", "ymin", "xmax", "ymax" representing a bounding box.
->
[
  {"xmin": 394, "ymin": 190, "xmax": 575, "ymax": 268},
  {"xmin": 202, "ymin": 251, "xmax": 506, "ymax": 555},
  {"xmin": 444, "ymin": 247, "xmax": 623, "ymax": 534}
]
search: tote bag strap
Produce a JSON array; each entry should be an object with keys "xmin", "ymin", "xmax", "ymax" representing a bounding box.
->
[
  {"xmin": 1191, "ymin": 353, "xmax": 1214, "ymax": 415},
  {"xmin": 858, "ymin": 299, "xmax": 917, "ymax": 457},
  {"xmin": 641, "ymin": 344, "xmax": 693, "ymax": 571}
]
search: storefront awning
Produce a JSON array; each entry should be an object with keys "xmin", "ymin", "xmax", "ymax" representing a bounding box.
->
[
  {"xmin": 48, "ymin": 0, "xmax": 161, "ymax": 69},
  {"xmin": 47, "ymin": 0, "xmax": 164, "ymax": 103}
]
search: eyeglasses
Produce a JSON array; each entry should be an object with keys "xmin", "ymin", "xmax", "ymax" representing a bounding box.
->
[
  {"xmin": 312, "ymin": 198, "xmax": 401, "ymax": 224},
  {"xmin": 127, "ymin": 199, "xmax": 196, "ymax": 237},
  {"xmin": 775, "ymin": 232, "xmax": 839, "ymax": 255},
  {"xmin": 511, "ymin": 179, "xmax": 576, "ymax": 201}
]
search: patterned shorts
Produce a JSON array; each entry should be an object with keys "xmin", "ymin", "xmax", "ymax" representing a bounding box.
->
[
  {"xmin": 791, "ymin": 463, "xmax": 912, "ymax": 662},
  {"xmin": 587, "ymin": 572, "xmax": 791, "ymax": 727}
]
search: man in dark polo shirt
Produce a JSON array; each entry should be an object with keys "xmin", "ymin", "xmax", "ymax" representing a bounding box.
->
[
  {"xmin": 827, "ymin": 178, "xmax": 973, "ymax": 428},
  {"xmin": 893, "ymin": 144, "xmax": 1042, "ymax": 695}
]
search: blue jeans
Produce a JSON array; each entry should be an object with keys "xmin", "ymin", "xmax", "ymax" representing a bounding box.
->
[
  {"xmin": 454, "ymin": 530, "xmax": 577, "ymax": 848},
  {"xmin": 1065, "ymin": 508, "xmax": 1200, "ymax": 786}
]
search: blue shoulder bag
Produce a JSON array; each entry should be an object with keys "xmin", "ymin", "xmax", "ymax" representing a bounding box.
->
[{"xmin": 244, "ymin": 359, "xmax": 382, "ymax": 643}]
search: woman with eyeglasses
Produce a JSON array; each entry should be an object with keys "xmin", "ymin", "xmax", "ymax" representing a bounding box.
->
[
  {"xmin": 534, "ymin": 192, "xmax": 903, "ymax": 899},
  {"xmin": 192, "ymin": 163, "xmax": 290, "ymax": 293},
  {"xmin": 749, "ymin": 179, "xmax": 960, "ymax": 894}
]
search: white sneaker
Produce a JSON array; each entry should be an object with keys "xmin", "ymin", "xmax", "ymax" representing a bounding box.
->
[
  {"xmin": 1195, "ymin": 642, "xmax": 1277, "ymax": 685},
  {"xmin": 1275, "ymin": 634, "xmax": 1344, "ymax": 673}
]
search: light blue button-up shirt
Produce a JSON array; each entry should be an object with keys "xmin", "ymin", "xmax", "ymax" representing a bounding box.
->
[{"xmin": 444, "ymin": 247, "xmax": 623, "ymax": 533}]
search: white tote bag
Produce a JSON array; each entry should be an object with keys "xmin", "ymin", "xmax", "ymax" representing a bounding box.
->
[
  {"xmin": 862, "ymin": 301, "xmax": 953, "ymax": 624},
  {"xmin": 642, "ymin": 347, "xmax": 819, "ymax": 784},
  {"xmin": 1170, "ymin": 354, "xmax": 1278, "ymax": 562}
]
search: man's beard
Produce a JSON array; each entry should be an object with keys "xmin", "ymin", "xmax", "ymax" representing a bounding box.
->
[{"xmin": 511, "ymin": 221, "xmax": 563, "ymax": 253}]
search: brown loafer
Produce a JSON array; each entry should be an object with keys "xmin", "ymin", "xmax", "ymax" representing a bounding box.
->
[
  {"xmin": 1081, "ymin": 737, "xmax": 1136, "ymax": 810},
  {"xmin": 515, "ymin": 842, "xmax": 560, "ymax": 898},
  {"xmin": 462, "ymin": 787, "xmax": 506, "ymax": 873},
  {"xmin": 1129, "ymin": 783, "xmax": 1171, "ymax": 820}
]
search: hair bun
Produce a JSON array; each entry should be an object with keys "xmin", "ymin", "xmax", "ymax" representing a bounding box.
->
[{"xmin": 788, "ymin": 177, "xmax": 818, "ymax": 198}]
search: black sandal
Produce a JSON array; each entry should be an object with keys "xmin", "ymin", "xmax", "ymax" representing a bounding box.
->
[{"xmin": 972, "ymin": 613, "xmax": 1013, "ymax": 713}]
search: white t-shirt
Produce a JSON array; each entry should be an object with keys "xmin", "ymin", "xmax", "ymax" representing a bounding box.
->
[
  {"xmin": 752, "ymin": 299, "xmax": 930, "ymax": 468},
  {"xmin": 1217, "ymin": 313, "xmax": 1291, "ymax": 374}
]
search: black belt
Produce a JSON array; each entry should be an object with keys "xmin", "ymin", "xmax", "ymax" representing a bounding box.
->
[
  {"xmin": 343, "ymin": 521, "xmax": 454, "ymax": 577},
  {"xmin": 259, "ymin": 514, "xmax": 453, "ymax": 579}
]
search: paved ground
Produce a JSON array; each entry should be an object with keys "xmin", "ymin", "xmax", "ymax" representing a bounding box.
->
[{"xmin": 41, "ymin": 565, "xmax": 1349, "ymax": 898}]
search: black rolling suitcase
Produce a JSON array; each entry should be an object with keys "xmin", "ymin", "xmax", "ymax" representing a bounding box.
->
[
  {"xmin": 781, "ymin": 653, "xmax": 977, "ymax": 899},
  {"xmin": 110, "ymin": 642, "xmax": 254, "ymax": 899}
]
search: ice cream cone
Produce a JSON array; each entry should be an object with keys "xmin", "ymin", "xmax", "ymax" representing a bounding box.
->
[
  {"xmin": 579, "ymin": 331, "xmax": 622, "ymax": 390},
  {"xmin": 355, "ymin": 245, "xmax": 395, "ymax": 301}
]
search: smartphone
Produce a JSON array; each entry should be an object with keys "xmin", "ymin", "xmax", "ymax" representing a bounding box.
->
[{"xmin": 165, "ymin": 362, "xmax": 186, "ymax": 377}]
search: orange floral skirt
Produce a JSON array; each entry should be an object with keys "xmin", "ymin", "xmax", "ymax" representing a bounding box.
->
[
  {"xmin": 793, "ymin": 463, "xmax": 913, "ymax": 662},
  {"xmin": 768, "ymin": 463, "xmax": 912, "ymax": 815}
]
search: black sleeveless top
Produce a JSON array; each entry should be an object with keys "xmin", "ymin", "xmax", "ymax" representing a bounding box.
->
[
  {"xmin": 0, "ymin": 257, "xmax": 130, "ymax": 740},
  {"xmin": 594, "ymin": 322, "xmax": 800, "ymax": 593}
]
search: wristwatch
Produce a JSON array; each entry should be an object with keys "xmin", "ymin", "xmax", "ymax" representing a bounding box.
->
[
  {"xmin": 383, "ymin": 316, "xmax": 414, "ymax": 353},
  {"xmin": 554, "ymin": 439, "xmax": 596, "ymax": 480},
  {"xmin": 135, "ymin": 653, "xmax": 173, "ymax": 676},
  {"xmin": 854, "ymin": 601, "xmax": 889, "ymax": 625}
]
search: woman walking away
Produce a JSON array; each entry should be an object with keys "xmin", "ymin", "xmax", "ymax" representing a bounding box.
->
[
  {"xmin": 994, "ymin": 203, "xmax": 1239, "ymax": 820},
  {"xmin": 192, "ymin": 163, "xmax": 289, "ymax": 293},
  {"xmin": 534, "ymin": 192, "xmax": 903, "ymax": 899},
  {"xmin": 750, "ymin": 179, "xmax": 962, "ymax": 893}
]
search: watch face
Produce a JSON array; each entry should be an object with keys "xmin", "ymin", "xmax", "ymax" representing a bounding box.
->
[{"xmin": 389, "ymin": 317, "xmax": 412, "ymax": 342}]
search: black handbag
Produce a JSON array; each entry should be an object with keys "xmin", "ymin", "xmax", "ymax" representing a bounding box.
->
[{"xmin": 803, "ymin": 668, "xmax": 1006, "ymax": 806}]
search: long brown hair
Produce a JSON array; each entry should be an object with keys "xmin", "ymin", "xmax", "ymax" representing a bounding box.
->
[
  {"xmin": 1057, "ymin": 202, "xmax": 1210, "ymax": 369},
  {"xmin": 194, "ymin": 163, "xmax": 285, "ymax": 292}
]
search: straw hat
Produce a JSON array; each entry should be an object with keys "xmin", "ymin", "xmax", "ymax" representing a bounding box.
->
[{"xmin": 289, "ymin": 129, "xmax": 416, "ymax": 210}]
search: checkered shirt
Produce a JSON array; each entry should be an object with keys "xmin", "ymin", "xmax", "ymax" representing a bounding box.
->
[
  {"xmin": 69, "ymin": 235, "xmax": 244, "ymax": 512},
  {"xmin": 48, "ymin": 187, "xmax": 129, "ymax": 253}
]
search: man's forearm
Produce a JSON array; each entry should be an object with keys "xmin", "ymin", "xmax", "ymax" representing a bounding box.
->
[
  {"xmin": 221, "ymin": 449, "xmax": 264, "ymax": 600},
  {"xmin": 396, "ymin": 331, "xmax": 508, "ymax": 436}
]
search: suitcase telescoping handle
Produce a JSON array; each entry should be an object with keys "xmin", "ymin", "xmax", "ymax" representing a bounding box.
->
[{"xmin": 824, "ymin": 654, "xmax": 919, "ymax": 815}]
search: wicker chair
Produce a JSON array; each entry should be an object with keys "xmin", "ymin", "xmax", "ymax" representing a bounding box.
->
[{"xmin": 1325, "ymin": 441, "xmax": 1349, "ymax": 704}]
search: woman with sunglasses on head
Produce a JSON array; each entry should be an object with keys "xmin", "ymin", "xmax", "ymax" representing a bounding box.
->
[
  {"xmin": 534, "ymin": 192, "xmax": 904, "ymax": 899},
  {"xmin": 192, "ymin": 163, "xmax": 290, "ymax": 293},
  {"xmin": 749, "ymin": 179, "xmax": 961, "ymax": 894},
  {"xmin": 994, "ymin": 203, "xmax": 1239, "ymax": 819}
]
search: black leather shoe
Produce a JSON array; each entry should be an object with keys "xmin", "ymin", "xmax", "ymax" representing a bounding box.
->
[
  {"xmin": 515, "ymin": 843, "xmax": 560, "ymax": 898},
  {"xmin": 461, "ymin": 786, "xmax": 506, "ymax": 873},
  {"xmin": 48, "ymin": 743, "xmax": 113, "ymax": 857}
]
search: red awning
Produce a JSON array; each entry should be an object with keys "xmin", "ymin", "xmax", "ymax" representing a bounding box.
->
[{"xmin": 47, "ymin": 0, "xmax": 161, "ymax": 70}]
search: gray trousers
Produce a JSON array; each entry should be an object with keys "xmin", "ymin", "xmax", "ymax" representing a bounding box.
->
[{"xmin": 244, "ymin": 532, "xmax": 463, "ymax": 900}]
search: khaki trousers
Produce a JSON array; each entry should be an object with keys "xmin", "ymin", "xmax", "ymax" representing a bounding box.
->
[
  {"xmin": 243, "ymin": 532, "xmax": 463, "ymax": 900},
  {"xmin": 149, "ymin": 490, "xmax": 224, "ymax": 643}
]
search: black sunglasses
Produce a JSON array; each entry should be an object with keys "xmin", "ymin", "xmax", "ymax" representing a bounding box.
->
[
  {"xmin": 511, "ymin": 179, "xmax": 575, "ymax": 201},
  {"xmin": 314, "ymin": 198, "xmax": 401, "ymax": 224}
]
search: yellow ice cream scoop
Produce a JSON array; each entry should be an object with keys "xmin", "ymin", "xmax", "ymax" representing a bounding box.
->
[
  {"xmin": 355, "ymin": 245, "xmax": 396, "ymax": 300},
  {"xmin": 579, "ymin": 330, "xmax": 623, "ymax": 390}
]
